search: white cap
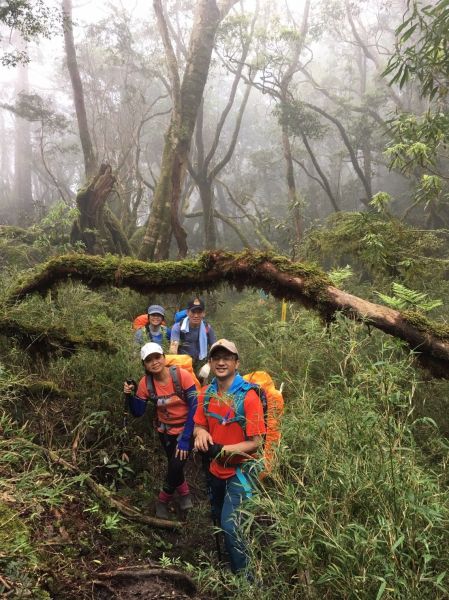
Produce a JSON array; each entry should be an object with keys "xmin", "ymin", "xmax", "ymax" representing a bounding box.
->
[{"xmin": 140, "ymin": 342, "xmax": 164, "ymax": 361}]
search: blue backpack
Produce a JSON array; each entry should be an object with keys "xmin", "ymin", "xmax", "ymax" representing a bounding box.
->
[
  {"xmin": 174, "ymin": 309, "xmax": 188, "ymax": 323},
  {"xmin": 203, "ymin": 380, "xmax": 267, "ymax": 430}
]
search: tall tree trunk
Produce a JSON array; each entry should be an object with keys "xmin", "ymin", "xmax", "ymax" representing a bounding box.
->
[
  {"xmin": 139, "ymin": 0, "xmax": 234, "ymax": 261},
  {"xmin": 13, "ymin": 60, "xmax": 33, "ymax": 225},
  {"xmin": 0, "ymin": 113, "xmax": 11, "ymax": 214},
  {"xmin": 198, "ymin": 179, "xmax": 217, "ymax": 249},
  {"xmin": 278, "ymin": 0, "xmax": 311, "ymax": 249},
  {"xmin": 62, "ymin": 0, "xmax": 97, "ymax": 179},
  {"xmin": 62, "ymin": 0, "xmax": 129, "ymax": 255},
  {"xmin": 282, "ymin": 125, "xmax": 302, "ymax": 243}
]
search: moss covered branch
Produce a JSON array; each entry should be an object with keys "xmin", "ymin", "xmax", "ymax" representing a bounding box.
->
[
  {"xmin": 0, "ymin": 317, "xmax": 117, "ymax": 357},
  {"xmin": 7, "ymin": 250, "xmax": 449, "ymax": 377}
]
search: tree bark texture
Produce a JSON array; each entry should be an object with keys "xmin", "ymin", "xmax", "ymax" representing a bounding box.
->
[
  {"xmin": 8, "ymin": 250, "xmax": 449, "ymax": 378},
  {"xmin": 139, "ymin": 0, "xmax": 224, "ymax": 261},
  {"xmin": 70, "ymin": 163, "xmax": 132, "ymax": 255},
  {"xmin": 62, "ymin": 0, "xmax": 97, "ymax": 179}
]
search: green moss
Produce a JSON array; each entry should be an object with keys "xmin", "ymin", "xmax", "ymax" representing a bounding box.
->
[
  {"xmin": 0, "ymin": 503, "xmax": 29, "ymax": 547},
  {"xmin": 8, "ymin": 251, "xmax": 335, "ymax": 310},
  {"xmin": 402, "ymin": 309, "xmax": 449, "ymax": 340}
]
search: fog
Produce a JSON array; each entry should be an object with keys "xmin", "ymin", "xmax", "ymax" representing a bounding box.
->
[{"xmin": 0, "ymin": 0, "xmax": 423, "ymax": 254}]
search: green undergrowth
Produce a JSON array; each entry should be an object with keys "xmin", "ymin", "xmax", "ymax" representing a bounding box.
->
[
  {"xmin": 300, "ymin": 212, "xmax": 449, "ymax": 284},
  {"xmin": 300, "ymin": 213, "xmax": 449, "ymax": 318},
  {"xmin": 1, "ymin": 276, "xmax": 449, "ymax": 598},
  {"xmin": 195, "ymin": 305, "xmax": 449, "ymax": 599}
]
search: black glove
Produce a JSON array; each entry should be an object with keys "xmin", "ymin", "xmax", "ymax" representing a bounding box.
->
[{"xmin": 207, "ymin": 443, "xmax": 223, "ymax": 459}]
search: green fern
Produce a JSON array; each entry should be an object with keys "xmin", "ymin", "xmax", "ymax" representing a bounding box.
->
[
  {"xmin": 376, "ymin": 282, "xmax": 443, "ymax": 312},
  {"xmin": 328, "ymin": 265, "xmax": 354, "ymax": 287}
]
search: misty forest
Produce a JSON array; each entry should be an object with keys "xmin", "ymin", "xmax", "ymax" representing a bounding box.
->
[{"xmin": 1, "ymin": 0, "xmax": 449, "ymax": 598}]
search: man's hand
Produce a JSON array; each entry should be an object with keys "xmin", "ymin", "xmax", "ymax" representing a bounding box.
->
[{"xmin": 194, "ymin": 427, "xmax": 213, "ymax": 452}]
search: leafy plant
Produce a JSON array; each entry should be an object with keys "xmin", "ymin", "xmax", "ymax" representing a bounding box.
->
[
  {"xmin": 376, "ymin": 282, "xmax": 443, "ymax": 312},
  {"xmin": 327, "ymin": 265, "xmax": 354, "ymax": 287}
]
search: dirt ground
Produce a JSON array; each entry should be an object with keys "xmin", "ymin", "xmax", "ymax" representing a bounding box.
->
[
  {"xmin": 92, "ymin": 567, "xmax": 201, "ymax": 599},
  {"xmin": 44, "ymin": 456, "xmax": 217, "ymax": 600}
]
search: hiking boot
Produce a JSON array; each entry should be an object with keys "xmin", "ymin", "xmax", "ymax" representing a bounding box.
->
[
  {"xmin": 155, "ymin": 500, "xmax": 171, "ymax": 520},
  {"xmin": 178, "ymin": 493, "xmax": 193, "ymax": 511}
]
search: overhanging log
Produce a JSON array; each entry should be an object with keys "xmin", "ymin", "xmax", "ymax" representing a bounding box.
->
[{"xmin": 7, "ymin": 250, "xmax": 449, "ymax": 377}]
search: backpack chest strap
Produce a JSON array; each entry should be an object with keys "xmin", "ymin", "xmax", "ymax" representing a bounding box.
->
[{"xmin": 203, "ymin": 384, "xmax": 254, "ymax": 427}]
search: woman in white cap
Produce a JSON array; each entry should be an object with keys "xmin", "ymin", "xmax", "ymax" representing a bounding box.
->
[{"xmin": 123, "ymin": 342, "xmax": 197, "ymax": 519}]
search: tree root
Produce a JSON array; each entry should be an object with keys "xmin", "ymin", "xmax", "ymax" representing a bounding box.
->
[{"xmin": 7, "ymin": 437, "xmax": 182, "ymax": 530}]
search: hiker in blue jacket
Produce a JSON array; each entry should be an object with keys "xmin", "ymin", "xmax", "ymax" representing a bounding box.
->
[{"xmin": 169, "ymin": 298, "xmax": 216, "ymax": 369}]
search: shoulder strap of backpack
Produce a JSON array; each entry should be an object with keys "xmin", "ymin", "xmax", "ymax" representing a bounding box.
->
[
  {"xmin": 147, "ymin": 366, "xmax": 185, "ymax": 403},
  {"xmin": 203, "ymin": 382, "xmax": 254, "ymax": 427},
  {"xmin": 169, "ymin": 365, "xmax": 185, "ymax": 401},
  {"xmin": 146, "ymin": 374, "xmax": 158, "ymax": 403}
]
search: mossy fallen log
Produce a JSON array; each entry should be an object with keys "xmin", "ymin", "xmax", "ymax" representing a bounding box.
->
[
  {"xmin": 0, "ymin": 317, "xmax": 117, "ymax": 357},
  {"xmin": 16, "ymin": 380, "xmax": 68, "ymax": 399},
  {"xmin": 7, "ymin": 250, "xmax": 449, "ymax": 377}
]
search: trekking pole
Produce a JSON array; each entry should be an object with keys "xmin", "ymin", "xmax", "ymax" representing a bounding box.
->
[
  {"xmin": 123, "ymin": 379, "xmax": 135, "ymax": 430},
  {"xmin": 121, "ymin": 379, "xmax": 135, "ymax": 460}
]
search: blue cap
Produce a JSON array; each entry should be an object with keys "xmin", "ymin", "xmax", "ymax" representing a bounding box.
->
[{"xmin": 147, "ymin": 304, "xmax": 165, "ymax": 316}]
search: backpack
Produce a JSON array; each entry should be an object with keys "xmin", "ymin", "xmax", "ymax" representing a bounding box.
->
[
  {"xmin": 174, "ymin": 309, "xmax": 188, "ymax": 324},
  {"xmin": 133, "ymin": 313, "xmax": 149, "ymax": 330},
  {"xmin": 165, "ymin": 354, "xmax": 201, "ymax": 390},
  {"xmin": 204, "ymin": 371, "xmax": 284, "ymax": 479}
]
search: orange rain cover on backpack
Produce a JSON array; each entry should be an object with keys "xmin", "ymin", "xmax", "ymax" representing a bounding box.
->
[
  {"xmin": 165, "ymin": 354, "xmax": 201, "ymax": 391},
  {"xmin": 133, "ymin": 314, "xmax": 169, "ymax": 330},
  {"xmin": 133, "ymin": 314, "xmax": 149, "ymax": 330},
  {"xmin": 243, "ymin": 371, "xmax": 284, "ymax": 479}
]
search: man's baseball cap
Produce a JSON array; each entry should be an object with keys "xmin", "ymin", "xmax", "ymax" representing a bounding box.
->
[
  {"xmin": 209, "ymin": 339, "xmax": 239, "ymax": 358},
  {"xmin": 140, "ymin": 342, "xmax": 164, "ymax": 361},
  {"xmin": 147, "ymin": 304, "xmax": 165, "ymax": 316},
  {"xmin": 187, "ymin": 297, "xmax": 205, "ymax": 311}
]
